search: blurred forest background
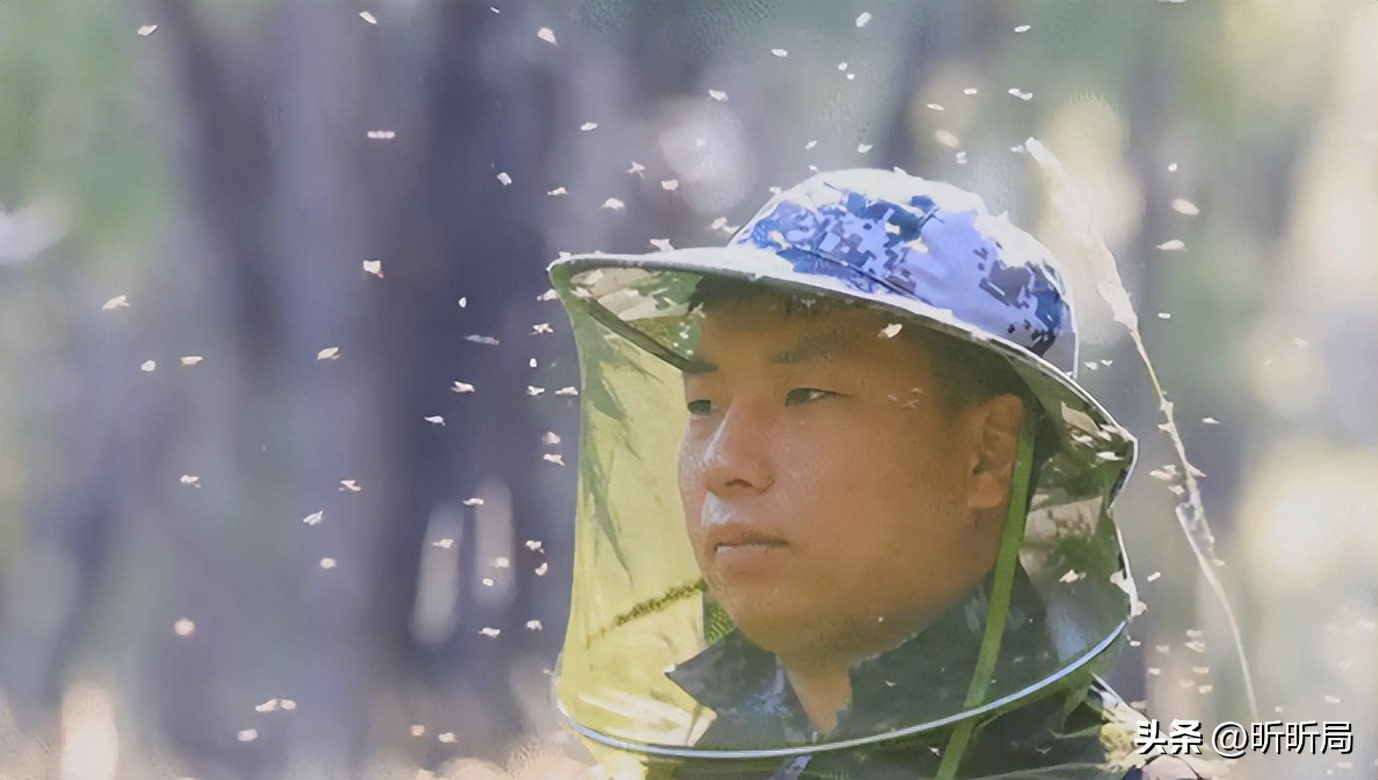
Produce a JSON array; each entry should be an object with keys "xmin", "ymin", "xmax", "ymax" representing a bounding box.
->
[{"xmin": 0, "ymin": 2, "xmax": 1373, "ymax": 778}]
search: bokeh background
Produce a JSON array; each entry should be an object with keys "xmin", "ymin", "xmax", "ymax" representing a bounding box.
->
[{"xmin": 0, "ymin": 2, "xmax": 1373, "ymax": 778}]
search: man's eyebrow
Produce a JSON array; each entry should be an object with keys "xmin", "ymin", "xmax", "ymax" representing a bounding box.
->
[
  {"xmin": 768, "ymin": 333, "xmax": 850, "ymax": 365},
  {"xmin": 682, "ymin": 334, "xmax": 853, "ymax": 377},
  {"xmin": 681, "ymin": 357, "xmax": 717, "ymax": 377}
]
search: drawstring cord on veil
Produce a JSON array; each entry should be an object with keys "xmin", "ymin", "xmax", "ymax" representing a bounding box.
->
[{"xmin": 934, "ymin": 414, "xmax": 1037, "ymax": 780}]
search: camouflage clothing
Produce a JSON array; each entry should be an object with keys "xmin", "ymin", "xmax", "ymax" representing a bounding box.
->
[{"xmin": 640, "ymin": 568, "xmax": 1192, "ymax": 780}]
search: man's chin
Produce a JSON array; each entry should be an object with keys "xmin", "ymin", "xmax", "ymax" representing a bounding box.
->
[
  {"xmin": 719, "ymin": 601, "xmax": 830, "ymax": 656},
  {"xmin": 720, "ymin": 599, "xmax": 921, "ymax": 664}
]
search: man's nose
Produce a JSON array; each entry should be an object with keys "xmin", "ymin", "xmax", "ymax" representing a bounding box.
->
[{"xmin": 701, "ymin": 402, "xmax": 775, "ymax": 496}]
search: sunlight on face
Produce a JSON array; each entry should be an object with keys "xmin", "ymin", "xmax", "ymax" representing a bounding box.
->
[{"xmin": 677, "ymin": 295, "xmax": 1000, "ymax": 663}]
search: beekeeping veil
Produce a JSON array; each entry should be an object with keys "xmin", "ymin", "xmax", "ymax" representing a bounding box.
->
[{"xmin": 547, "ymin": 170, "xmax": 1140, "ymax": 769}]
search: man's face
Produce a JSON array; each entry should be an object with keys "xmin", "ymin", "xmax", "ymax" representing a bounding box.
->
[{"xmin": 678, "ymin": 296, "xmax": 1000, "ymax": 662}]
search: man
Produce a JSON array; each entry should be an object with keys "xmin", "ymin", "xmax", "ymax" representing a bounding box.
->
[{"xmin": 547, "ymin": 170, "xmax": 1209, "ymax": 779}]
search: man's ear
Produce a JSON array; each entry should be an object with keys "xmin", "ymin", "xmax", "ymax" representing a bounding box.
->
[{"xmin": 966, "ymin": 394, "xmax": 1026, "ymax": 513}]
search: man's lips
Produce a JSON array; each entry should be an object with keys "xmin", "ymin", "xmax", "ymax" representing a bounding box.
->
[
  {"xmin": 699, "ymin": 498, "xmax": 790, "ymax": 556},
  {"xmin": 715, "ymin": 540, "xmax": 789, "ymax": 553},
  {"xmin": 710, "ymin": 529, "xmax": 789, "ymax": 576},
  {"xmin": 705, "ymin": 524, "xmax": 789, "ymax": 553}
]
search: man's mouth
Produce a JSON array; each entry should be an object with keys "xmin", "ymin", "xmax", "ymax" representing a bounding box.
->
[
  {"xmin": 710, "ymin": 533, "xmax": 790, "ymax": 577},
  {"xmin": 708, "ymin": 525, "xmax": 790, "ymax": 558},
  {"xmin": 714, "ymin": 533, "xmax": 788, "ymax": 551},
  {"xmin": 700, "ymin": 500, "xmax": 790, "ymax": 556}
]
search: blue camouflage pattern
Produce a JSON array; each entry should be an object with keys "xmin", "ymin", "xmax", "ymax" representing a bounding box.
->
[{"xmin": 728, "ymin": 172, "xmax": 1075, "ymax": 373}]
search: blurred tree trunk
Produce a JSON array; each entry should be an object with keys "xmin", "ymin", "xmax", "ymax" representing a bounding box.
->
[{"xmin": 145, "ymin": 1, "xmax": 568, "ymax": 772}]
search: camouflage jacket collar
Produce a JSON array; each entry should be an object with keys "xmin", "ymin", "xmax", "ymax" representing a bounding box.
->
[{"xmin": 666, "ymin": 566, "xmax": 1059, "ymax": 749}]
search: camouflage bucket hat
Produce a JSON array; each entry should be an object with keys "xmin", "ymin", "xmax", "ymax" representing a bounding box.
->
[{"xmin": 547, "ymin": 169, "xmax": 1140, "ymax": 761}]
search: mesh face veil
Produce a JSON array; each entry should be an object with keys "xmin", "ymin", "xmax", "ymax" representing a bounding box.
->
[{"xmin": 547, "ymin": 170, "xmax": 1140, "ymax": 767}]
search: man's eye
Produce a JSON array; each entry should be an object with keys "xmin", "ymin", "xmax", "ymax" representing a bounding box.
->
[
  {"xmin": 686, "ymin": 399, "xmax": 714, "ymax": 416},
  {"xmin": 785, "ymin": 388, "xmax": 834, "ymax": 405}
]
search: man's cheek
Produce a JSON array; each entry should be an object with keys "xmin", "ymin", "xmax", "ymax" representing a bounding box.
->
[
  {"xmin": 681, "ymin": 491, "xmax": 709, "ymax": 531},
  {"xmin": 677, "ymin": 452, "xmax": 704, "ymax": 505}
]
